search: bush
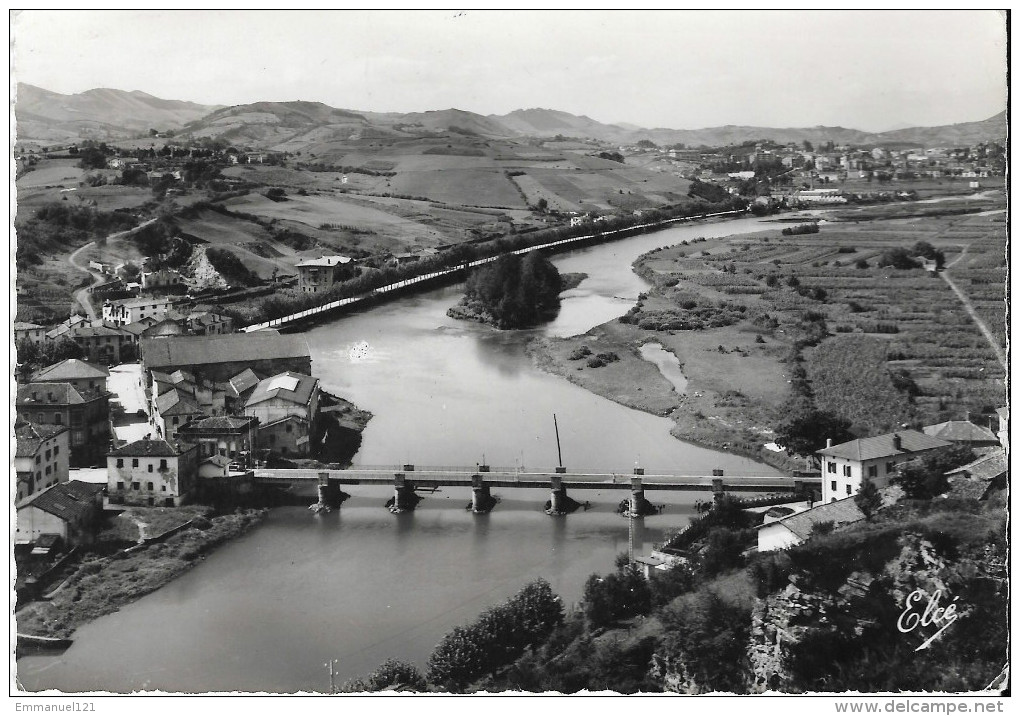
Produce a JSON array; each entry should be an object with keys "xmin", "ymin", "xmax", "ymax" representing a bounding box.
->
[
  {"xmin": 426, "ymin": 579, "xmax": 563, "ymax": 690},
  {"xmin": 782, "ymin": 223, "xmax": 819, "ymax": 236},
  {"xmin": 568, "ymin": 346, "xmax": 592, "ymax": 360},
  {"xmin": 581, "ymin": 564, "xmax": 651, "ymax": 628},
  {"xmin": 343, "ymin": 659, "xmax": 427, "ymax": 692}
]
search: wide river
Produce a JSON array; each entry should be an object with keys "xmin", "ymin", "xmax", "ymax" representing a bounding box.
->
[{"xmin": 18, "ymin": 215, "xmax": 782, "ymax": 693}]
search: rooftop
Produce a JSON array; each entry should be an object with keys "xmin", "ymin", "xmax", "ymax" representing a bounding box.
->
[
  {"xmin": 109, "ymin": 437, "xmax": 194, "ymax": 458},
  {"xmin": 296, "ymin": 255, "xmax": 352, "ymax": 268},
  {"xmin": 179, "ymin": 415, "xmax": 258, "ymax": 433},
  {"xmin": 17, "ymin": 382, "xmax": 94, "ymax": 406},
  {"xmin": 140, "ymin": 332, "xmax": 310, "ymax": 370},
  {"xmin": 18, "ymin": 481, "xmax": 106, "ymax": 520},
  {"xmin": 246, "ymin": 371, "xmax": 318, "ymax": 408},
  {"xmin": 817, "ymin": 430, "xmax": 952, "ymax": 462},
  {"xmin": 761, "ymin": 497, "xmax": 865, "ymax": 540},
  {"xmin": 228, "ymin": 368, "xmax": 261, "ymax": 396},
  {"xmin": 15, "ymin": 422, "xmax": 68, "ymax": 458},
  {"xmin": 32, "ymin": 358, "xmax": 111, "ymax": 382},
  {"xmin": 922, "ymin": 420, "xmax": 997, "ymax": 443},
  {"xmin": 14, "ymin": 322, "xmax": 44, "ymax": 330},
  {"xmin": 105, "ymin": 296, "xmax": 178, "ymax": 309},
  {"xmin": 154, "ymin": 388, "xmax": 202, "ymax": 416},
  {"xmin": 945, "ymin": 449, "xmax": 1008, "ymax": 482}
]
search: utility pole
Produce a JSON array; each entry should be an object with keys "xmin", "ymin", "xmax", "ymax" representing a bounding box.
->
[
  {"xmin": 325, "ymin": 659, "xmax": 338, "ymax": 694},
  {"xmin": 553, "ymin": 414, "xmax": 563, "ymax": 468}
]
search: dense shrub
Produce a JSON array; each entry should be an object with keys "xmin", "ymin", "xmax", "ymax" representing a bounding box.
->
[
  {"xmin": 425, "ymin": 579, "xmax": 563, "ymax": 690},
  {"xmin": 206, "ymin": 248, "xmax": 260, "ymax": 287},
  {"xmin": 459, "ymin": 252, "xmax": 563, "ymax": 329},
  {"xmin": 782, "ymin": 223, "xmax": 819, "ymax": 236},
  {"xmin": 581, "ymin": 564, "xmax": 652, "ymax": 628}
]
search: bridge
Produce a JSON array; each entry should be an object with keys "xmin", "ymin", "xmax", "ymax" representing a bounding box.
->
[
  {"xmin": 252, "ymin": 464, "xmax": 821, "ymax": 515},
  {"xmin": 241, "ymin": 209, "xmax": 747, "ymax": 333}
]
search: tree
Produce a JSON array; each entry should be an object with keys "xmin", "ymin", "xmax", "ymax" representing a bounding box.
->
[
  {"xmin": 535, "ymin": 197, "xmax": 548, "ymax": 212},
  {"xmin": 854, "ymin": 478, "xmax": 883, "ymax": 520},
  {"xmin": 911, "ymin": 241, "xmax": 945, "ymax": 269},
  {"xmin": 342, "ymin": 659, "xmax": 427, "ymax": 692},
  {"xmin": 803, "ymin": 140, "xmax": 814, "ymax": 152},
  {"xmin": 876, "ymin": 247, "xmax": 921, "ymax": 270},
  {"xmin": 774, "ymin": 408, "xmax": 854, "ymax": 457}
]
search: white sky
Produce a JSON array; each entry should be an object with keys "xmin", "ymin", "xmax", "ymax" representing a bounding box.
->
[{"xmin": 10, "ymin": 9, "xmax": 1008, "ymax": 132}]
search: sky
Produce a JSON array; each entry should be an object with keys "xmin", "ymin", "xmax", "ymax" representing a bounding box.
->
[{"xmin": 10, "ymin": 10, "xmax": 1008, "ymax": 132}]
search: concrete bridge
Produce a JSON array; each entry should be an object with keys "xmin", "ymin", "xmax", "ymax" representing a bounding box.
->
[{"xmin": 252, "ymin": 464, "xmax": 820, "ymax": 515}]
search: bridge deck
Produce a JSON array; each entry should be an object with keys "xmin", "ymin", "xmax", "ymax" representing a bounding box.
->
[{"xmin": 254, "ymin": 467, "xmax": 819, "ymax": 492}]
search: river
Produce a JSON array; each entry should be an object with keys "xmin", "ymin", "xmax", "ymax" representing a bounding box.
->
[{"xmin": 17, "ymin": 214, "xmax": 782, "ymax": 693}]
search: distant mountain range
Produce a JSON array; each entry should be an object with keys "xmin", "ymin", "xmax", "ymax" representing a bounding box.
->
[{"xmin": 15, "ymin": 83, "xmax": 1006, "ymax": 149}]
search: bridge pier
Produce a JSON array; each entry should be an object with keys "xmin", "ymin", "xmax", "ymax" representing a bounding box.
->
[
  {"xmin": 309, "ymin": 473, "xmax": 349, "ymax": 513},
  {"xmin": 470, "ymin": 474, "xmax": 497, "ymax": 514},
  {"xmin": 388, "ymin": 473, "xmax": 421, "ymax": 514},
  {"xmin": 712, "ymin": 471, "xmax": 726, "ymax": 503},
  {"xmin": 546, "ymin": 475, "xmax": 580, "ymax": 516}
]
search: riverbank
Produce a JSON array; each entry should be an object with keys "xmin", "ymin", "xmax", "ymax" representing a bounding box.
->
[
  {"xmin": 16, "ymin": 509, "xmax": 268, "ymax": 640},
  {"xmin": 528, "ymin": 320, "xmax": 800, "ymax": 474}
]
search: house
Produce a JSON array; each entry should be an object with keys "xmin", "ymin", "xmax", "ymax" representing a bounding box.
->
[
  {"xmin": 140, "ymin": 268, "xmax": 185, "ymax": 291},
  {"xmin": 225, "ymin": 368, "xmax": 261, "ymax": 412},
  {"xmin": 103, "ymin": 296, "xmax": 178, "ymax": 326},
  {"xmin": 245, "ymin": 372, "xmax": 320, "ymax": 456},
  {"xmin": 107, "ymin": 437, "xmax": 199, "ymax": 507},
  {"xmin": 16, "ymin": 481, "xmax": 106, "ymax": 546},
  {"xmin": 109, "ymin": 156, "xmax": 139, "ymax": 169},
  {"xmin": 995, "ymin": 407, "xmax": 1008, "ymax": 451},
  {"xmin": 922, "ymin": 420, "xmax": 999, "ymax": 448},
  {"xmin": 16, "ymin": 383, "xmax": 111, "ymax": 467},
  {"xmin": 245, "ymin": 371, "xmax": 319, "ymax": 424},
  {"xmin": 816, "ymin": 430, "xmax": 953, "ymax": 503},
  {"xmin": 944, "ymin": 449, "xmax": 1008, "ymax": 501},
  {"xmin": 152, "ymin": 388, "xmax": 204, "ymax": 442},
  {"xmin": 177, "ymin": 415, "xmax": 259, "ymax": 466},
  {"xmin": 15, "ymin": 421, "xmax": 70, "ymax": 503},
  {"xmin": 757, "ymin": 497, "xmax": 865, "ymax": 552},
  {"xmin": 31, "ymin": 358, "xmax": 110, "ymax": 394},
  {"xmin": 186, "ymin": 310, "xmax": 233, "ymax": 335},
  {"xmin": 141, "ymin": 317, "xmax": 186, "ymax": 338},
  {"xmin": 296, "ymin": 255, "xmax": 355, "ymax": 294},
  {"xmin": 68, "ymin": 323, "xmax": 137, "ymax": 364},
  {"xmin": 14, "ymin": 322, "xmax": 47, "ymax": 346},
  {"xmin": 257, "ymin": 415, "xmax": 313, "ymax": 456},
  {"xmin": 45, "ymin": 314, "xmax": 89, "ymax": 343},
  {"xmin": 140, "ymin": 332, "xmax": 312, "ymax": 384}
]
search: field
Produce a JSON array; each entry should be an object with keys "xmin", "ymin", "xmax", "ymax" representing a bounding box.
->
[{"xmin": 533, "ymin": 192, "xmax": 1006, "ymax": 467}]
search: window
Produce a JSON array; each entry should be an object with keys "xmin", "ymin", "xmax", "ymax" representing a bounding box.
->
[
  {"xmin": 843, "ymin": 465, "xmax": 852, "ymax": 477},
  {"xmin": 53, "ymin": 445, "xmax": 59, "ymax": 456},
  {"xmin": 45, "ymin": 449, "xmax": 51, "ymax": 461},
  {"xmin": 117, "ymin": 482, "xmax": 124, "ymax": 491},
  {"xmin": 146, "ymin": 482, "xmax": 154, "ymax": 491},
  {"xmin": 886, "ymin": 461, "xmax": 896, "ymax": 473},
  {"xmin": 35, "ymin": 455, "xmax": 41, "ymax": 465},
  {"xmin": 132, "ymin": 482, "xmax": 140, "ymax": 490},
  {"xmin": 45, "ymin": 465, "xmax": 51, "ymax": 476},
  {"xmin": 830, "ymin": 480, "xmax": 837, "ymax": 492},
  {"xmin": 161, "ymin": 485, "xmax": 166, "ymax": 492},
  {"xmin": 54, "ymin": 414, "xmax": 62, "ymax": 425},
  {"xmin": 846, "ymin": 485, "xmax": 853, "ymax": 496},
  {"xmin": 868, "ymin": 465, "xmax": 878, "ymax": 478},
  {"xmin": 132, "ymin": 458, "xmax": 139, "ymax": 468},
  {"xmin": 117, "ymin": 458, "xmax": 124, "ymax": 468},
  {"xmin": 159, "ymin": 459, "xmax": 167, "ymax": 471},
  {"xmin": 148, "ymin": 464, "xmax": 154, "ymax": 473},
  {"xmin": 285, "ymin": 423, "xmax": 293, "ymax": 434}
]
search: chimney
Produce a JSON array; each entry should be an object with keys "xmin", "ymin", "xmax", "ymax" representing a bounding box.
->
[
  {"xmin": 892, "ymin": 433, "xmax": 902, "ymax": 451},
  {"xmin": 826, "ymin": 438, "xmax": 833, "ymax": 448}
]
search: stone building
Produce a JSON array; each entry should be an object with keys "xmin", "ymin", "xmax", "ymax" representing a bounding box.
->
[{"xmin": 107, "ymin": 437, "xmax": 199, "ymax": 507}]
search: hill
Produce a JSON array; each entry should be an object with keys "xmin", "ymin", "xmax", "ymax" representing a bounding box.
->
[
  {"xmin": 872, "ymin": 110, "xmax": 1007, "ymax": 146},
  {"xmin": 492, "ymin": 108, "xmax": 631, "ymax": 141},
  {"xmin": 15, "ymin": 83, "xmax": 219, "ymax": 141}
]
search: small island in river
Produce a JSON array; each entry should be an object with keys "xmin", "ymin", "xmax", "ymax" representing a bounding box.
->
[{"xmin": 447, "ymin": 252, "xmax": 584, "ymax": 329}]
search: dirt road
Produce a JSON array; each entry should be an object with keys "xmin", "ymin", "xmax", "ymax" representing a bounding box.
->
[{"xmin": 67, "ymin": 218, "xmax": 157, "ymax": 318}]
